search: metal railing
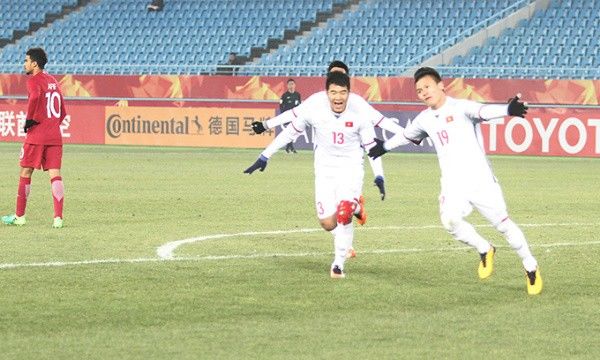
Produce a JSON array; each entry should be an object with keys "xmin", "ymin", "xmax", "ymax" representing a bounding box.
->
[{"xmin": 0, "ymin": 63, "xmax": 598, "ymax": 79}]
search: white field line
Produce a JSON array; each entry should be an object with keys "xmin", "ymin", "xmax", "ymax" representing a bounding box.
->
[
  {"xmin": 156, "ymin": 222, "xmax": 600, "ymax": 260},
  {"xmin": 1, "ymin": 239, "xmax": 600, "ymax": 270},
  {"xmin": 0, "ymin": 222, "xmax": 597, "ymax": 270}
]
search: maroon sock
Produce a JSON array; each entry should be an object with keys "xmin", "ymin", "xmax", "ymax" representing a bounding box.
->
[
  {"xmin": 51, "ymin": 176, "xmax": 64, "ymax": 219},
  {"xmin": 16, "ymin": 176, "xmax": 31, "ymax": 217}
]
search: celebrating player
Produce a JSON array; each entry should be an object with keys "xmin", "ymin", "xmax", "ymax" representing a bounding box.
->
[
  {"xmin": 2, "ymin": 48, "xmax": 66, "ymax": 228},
  {"xmin": 369, "ymin": 67, "xmax": 542, "ymax": 295},
  {"xmin": 251, "ymin": 60, "xmax": 403, "ymax": 203},
  {"xmin": 244, "ymin": 72, "xmax": 377, "ymax": 279}
]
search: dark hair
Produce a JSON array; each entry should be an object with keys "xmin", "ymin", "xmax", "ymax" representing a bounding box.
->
[
  {"xmin": 26, "ymin": 47, "xmax": 47, "ymax": 69},
  {"xmin": 327, "ymin": 60, "xmax": 349, "ymax": 74},
  {"xmin": 287, "ymin": 78, "xmax": 295, "ymax": 83},
  {"xmin": 326, "ymin": 71, "xmax": 350, "ymax": 91},
  {"xmin": 414, "ymin": 67, "xmax": 441, "ymax": 83}
]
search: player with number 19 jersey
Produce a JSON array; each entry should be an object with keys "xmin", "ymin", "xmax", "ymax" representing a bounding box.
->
[
  {"xmin": 404, "ymin": 97, "xmax": 499, "ymax": 187},
  {"xmin": 24, "ymin": 71, "xmax": 66, "ymax": 146}
]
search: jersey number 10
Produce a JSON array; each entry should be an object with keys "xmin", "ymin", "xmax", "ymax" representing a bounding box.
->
[{"xmin": 45, "ymin": 91, "xmax": 61, "ymax": 119}]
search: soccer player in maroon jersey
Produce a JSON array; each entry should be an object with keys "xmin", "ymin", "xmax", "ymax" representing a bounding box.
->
[{"xmin": 2, "ymin": 48, "xmax": 66, "ymax": 228}]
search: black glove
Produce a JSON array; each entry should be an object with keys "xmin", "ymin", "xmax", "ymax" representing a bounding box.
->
[
  {"xmin": 251, "ymin": 121, "xmax": 267, "ymax": 134},
  {"xmin": 23, "ymin": 119, "xmax": 39, "ymax": 133},
  {"xmin": 243, "ymin": 155, "xmax": 268, "ymax": 174},
  {"xmin": 374, "ymin": 175, "xmax": 385, "ymax": 201},
  {"xmin": 507, "ymin": 94, "xmax": 528, "ymax": 118},
  {"xmin": 368, "ymin": 138, "xmax": 387, "ymax": 159}
]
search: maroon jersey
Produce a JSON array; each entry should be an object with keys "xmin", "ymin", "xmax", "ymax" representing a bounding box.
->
[{"xmin": 25, "ymin": 72, "xmax": 66, "ymax": 145}]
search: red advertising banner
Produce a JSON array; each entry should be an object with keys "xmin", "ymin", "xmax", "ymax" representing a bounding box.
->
[
  {"xmin": 2, "ymin": 100, "xmax": 599, "ymax": 157},
  {"xmin": 2, "ymin": 74, "xmax": 599, "ymax": 156},
  {"xmin": 2, "ymin": 74, "xmax": 600, "ymax": 105},
  {"xmin": 0, "ymin": 101, "xmax": 105, "ymax": 144}
]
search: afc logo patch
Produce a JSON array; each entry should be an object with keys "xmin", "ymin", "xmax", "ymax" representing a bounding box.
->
[
  {"xmin": 446, "ymin": 116, "xmax": 454, "ymax": 123},
  {"xmin": 345, "ymin": 121, "xmax": 353, "ymax": 127}
]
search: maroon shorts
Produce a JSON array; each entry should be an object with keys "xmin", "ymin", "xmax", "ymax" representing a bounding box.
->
[{"xmin": 20, "ymin": 144, "xmax": 63, "ymax": 170}]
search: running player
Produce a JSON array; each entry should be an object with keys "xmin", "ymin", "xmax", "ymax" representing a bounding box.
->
[
  {"xmin": 369, "ymin": 67, "xmax": 542, "ymax": 295},
  {"xmin": 244, "ymin": 71, "xmax": 377, "ymax": 278},
  {"xmin": 251, "ymin": 61, "xmax": 402, "ymax": 202}
]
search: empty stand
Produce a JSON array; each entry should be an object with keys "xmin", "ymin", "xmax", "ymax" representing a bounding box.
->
[{"xmin": 450, "ymin": 0, "xmax": 600, "ymax": 79}]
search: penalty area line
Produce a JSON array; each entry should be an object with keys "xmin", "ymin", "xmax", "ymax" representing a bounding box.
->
[
  {"xmin": 156, "ymin": 222, "xmax": 600, "ymax": 260},
  {"xmin": 1, "ymin": 239, "xmax": 599, "ymax": 271}
]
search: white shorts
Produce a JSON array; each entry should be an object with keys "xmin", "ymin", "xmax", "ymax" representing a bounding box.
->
[
  {"xmin": 314, "ymin": 167, "xmax": 364, "ymax": 219},
  {"xmin": 439, "ymin": 179, "xmax": 508, "ymax": 226}
]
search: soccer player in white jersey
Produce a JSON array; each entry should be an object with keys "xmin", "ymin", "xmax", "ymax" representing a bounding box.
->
[
  {"xmin": 369, "ymin": 67, "xmax": 542, "ymax": 295},
  {"xmin": 244, "ymin": 71, "xmax": 377, "ymax": 279},
  {"xmin": 251, "ymin": 61, "xmax": 405, "ymax": 203}
]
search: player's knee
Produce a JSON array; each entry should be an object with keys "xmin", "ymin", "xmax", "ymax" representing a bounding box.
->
[
  {"xmin": 336, "ymin": 200, "xmax": 355, "ymax": 225},
  {"xmin": 495, "ymin": 218, "xmax": 514, "ymax": 233},
  {"xmin": 440, "ymin": 213, "xmax": 462, "ymax": 233},
  {"xmin": 20, "ymin": 167, "xmax": 33, "ymax": 177},
  {"xmin": 495, "ymin": 218, "xmax": 522, "ymax": 237},
  {"xmin": 319, "ymin": 217, "xmax": 337, "ymax": 231}
]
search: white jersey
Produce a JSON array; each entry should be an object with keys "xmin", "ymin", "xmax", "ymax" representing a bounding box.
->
[
  {"xmin": 261, "ymin": 92, "xmax": 376, "ymax": 172},
  {"xmin": 404, "ymin": 97, "xmax": 507, "ymax": 186},
  {"xmin": 265, "ymin": 91, "xmax": 403, "ymax": 179},
  {"xmin": 266, "ymin": 91, "xmax": 403, "ymax": 133}
]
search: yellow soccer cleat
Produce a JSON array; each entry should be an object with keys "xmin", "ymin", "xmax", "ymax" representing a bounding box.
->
[
  {"xmin": 330, "ymin": 265, "xmax": 346, "ymax": 279},
  {"xmin": 346, "ymin": 247, "xmax": 356, "ymax": 259},
  {"xmin": 354, "ymin": 195, "xmax": 367, "ymax": 226},
  {"xmin": 478, "ymin": 245, "xmax": 496, "ymax": 279},
  {"xmin": 526, "ymin": 268, "xmax": 543, "ymax": 295}
]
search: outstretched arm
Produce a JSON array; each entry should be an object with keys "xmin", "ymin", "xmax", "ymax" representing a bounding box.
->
[
  {"xmin": 252, "ymin": 110, "xmax": 297, "ymax": 134},
  {"xmin": 375, "ymin": 117, "xmax": 405, "ymax": 134},
  {"xmin": 244, "ymin": 121, "xmax": 306, "ymax": 174},
  {"xmin": 465, "ymin": 94, "xmax": 528, "ymax": 121}
]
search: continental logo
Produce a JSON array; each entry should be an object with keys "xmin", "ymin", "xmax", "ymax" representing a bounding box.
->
[{"xmin": 106, "ymin": 114, "xmax": 202, "ymax": 138}]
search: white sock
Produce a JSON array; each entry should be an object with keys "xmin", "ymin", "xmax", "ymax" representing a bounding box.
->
[
  {"xmin": 353, "ymin": 200, "xmax": 361, "ymax": 215},
  {"xmin": 449, "ymin": 220, "xmax": 492, "ymax": 254},
  {"xmin": 496, "ymin": 219, "xmax": 538, "ymax": 272},
  {"xmin": 332, "ymin": 223, "xmax": 353, "ymax": 269}
]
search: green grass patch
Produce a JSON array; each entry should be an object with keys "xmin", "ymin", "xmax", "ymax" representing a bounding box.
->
[{"xmin": 0, "ymin": 143, "xmax": 599, "ymax": 359}]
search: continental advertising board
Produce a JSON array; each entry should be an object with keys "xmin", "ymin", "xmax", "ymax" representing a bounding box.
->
[{"xmin": 104, "ymin": 106, "xmax": 275, "ymax": 148}]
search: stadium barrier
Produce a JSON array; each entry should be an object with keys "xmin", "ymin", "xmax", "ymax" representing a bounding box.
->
[{"xmin": 1, "ymin": 74, "xmax": 599, "ymax": 157}]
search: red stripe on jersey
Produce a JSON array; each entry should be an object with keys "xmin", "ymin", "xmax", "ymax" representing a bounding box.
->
[
  {"xmin": 374, "ymin": 116, "xmax": 385, "ymax": 127},
  {"xmin": 363, "ymin": 140, "xmax": 375, "ymax": 146},
  {"xmin": 291, "ymin": 108, "xmax": 298, "ymax": 118}
]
